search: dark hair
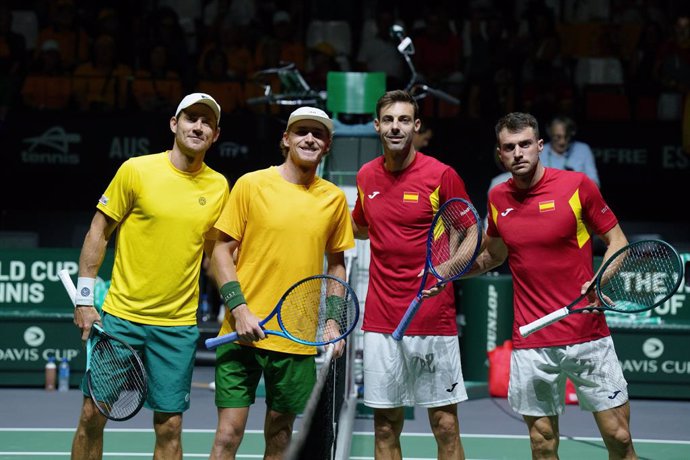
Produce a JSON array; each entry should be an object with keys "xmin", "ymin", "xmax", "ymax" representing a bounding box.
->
[
  {"xmin": 494, "ymin": 112, "xmax": 540, "ymax": 141},
  {"xmin": 547, "ymin": 115, "xmax": 576, "ymax": 139},
  {"xmin": 376, "ymin": 90, "xmax": 419, "ymax": 120}
]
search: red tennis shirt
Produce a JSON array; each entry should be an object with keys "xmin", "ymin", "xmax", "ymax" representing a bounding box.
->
[
  {"xmin": 353, "ymin": 152, "xmax": 470, "ymax": 335},
  {"xmin": 487, "ymin": 168, "xmax": 618, "ymax": 348}
]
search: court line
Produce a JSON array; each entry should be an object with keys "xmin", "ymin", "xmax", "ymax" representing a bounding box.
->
[
  {"xmin": 353, "ymin": 431, "xmax": 690, "ymax": 444},
  {"xmin": 2, "ymin": 428, "xmax": 689, "ymax": 445}
]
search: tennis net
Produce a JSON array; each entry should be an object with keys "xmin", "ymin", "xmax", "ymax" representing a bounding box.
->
[
  {"xmin": 284, "ymin": 252, "xmax": 362, "ymax": 460},
  {"xmin": 283, "ymin": 343, "xmax": 349, "ymax": 460}
]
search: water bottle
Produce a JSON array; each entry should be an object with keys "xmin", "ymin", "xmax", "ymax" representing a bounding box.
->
[
  {"xmin": 58, "ymin": 357, "xmax": 70, "ymax": 392},
  {"xmin": 200, "ymin": 293, "xmax": 211, "ymax": 322},
  {"xmin": 45, "ymin": 357, "xmax": 57, "ymax": 391},
  {"xmin": 354, "ymin": 349, "xmax": 364, "ymax": 399}
]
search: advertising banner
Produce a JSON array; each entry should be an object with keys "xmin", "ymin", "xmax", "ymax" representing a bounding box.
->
[{"xmin": 0, "ymin": 249, "xmax": 114, "ymax": 386}]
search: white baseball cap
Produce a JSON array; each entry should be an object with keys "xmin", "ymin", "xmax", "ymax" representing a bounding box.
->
[
  {"xmin": 287, "ymin": 106, "xmax": 334, "ymax": 136},
  {"xmin": 175, "ymin": 93, "xmax": 221, "ymax": 127}
]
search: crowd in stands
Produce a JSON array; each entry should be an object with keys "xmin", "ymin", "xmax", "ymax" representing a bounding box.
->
[{"xmin": 1, "ymin": 0, "xmax": 689, "ymax": 128}]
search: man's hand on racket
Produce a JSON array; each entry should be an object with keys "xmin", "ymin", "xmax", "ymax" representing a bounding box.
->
[
  {"xmin": 74, "ymin": 306, "xmax": 101, "ymax": 342},
  {"xmin": 580, "ymin": 280, "xmax": 608, "ymax": 314},
  {"xmin": 324, "ymin": 319, "xmax": 346, "ymax": 357},
  {"xmin": 418, "ymin": 267, "xmax": 447, "ymax": 298},
  {"xmin": 231, "ymin": 304, "xmax": 266, "ymax": 342}
]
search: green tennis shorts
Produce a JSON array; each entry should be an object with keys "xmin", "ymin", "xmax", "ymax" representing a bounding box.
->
[
  {"xmin": 80, "ymin": 312, "xmax": 198, "ymax": 413},
  {"xmin": 214, "ymin": 343, "xmax": 316, "ymax": 414}
]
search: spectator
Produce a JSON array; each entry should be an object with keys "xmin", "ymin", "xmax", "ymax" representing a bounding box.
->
[
  {"xmin": 518, "ymin": 3, "xmax": 573, "ymax": 121},
  {"xmin": 0, "ymin": 4, "xmax": 28, "ymax": 121},
  {"xmin": 140, "ymin": 6, "xmax": 193, "ymax": 90},
  {"xmin": 304, "ymin": 41, "xmax": 341, "ymax": 92},
  {"xmin": 72, "ymin": 34, "xmax": 133, "ymax": 112},
  {"xmin": 131, "ymin": 43, "xmax": 182, "ymax": 113},
  {"xmin": 91, "ymin": 7, "xmax": 136, "ymax": 68},
  {"xmin": 654, "ymin": 11, "xmax": 690, "ymax": 121},
  {"xmin": 412, "ymin": 5, "xmax": 463, "ymax": 118},
  {"xmin": 197, "ymin": 22, "xmax": 255, "ymax": 82},
  {"xmin": 21, "ymin": 40, "xmax": 72, "ymax": 111},
  {"xmin": 35, "ymin": 0, "xmax": 89, "ymax": 71},
  {"xmin": 355, "ymin": 8, "xmax": 407, "ymax": 89},
  {"xmin": 463, "ymin": 8, "xmax": 517, "ymax": 119},
  {"xmin": 196, "ymin": 47, "xmax": 245, "ymax": 115},
  {"xmin": 244, "ymin": 37, "xmax": 283, "ymax": 116},
  {"xmin": 254, "ymin": 10, "xmax": 306, "ymax": 72},
  {"xmin": 413, "ymin": 6, "xmax": 462, "ymax": 84},
  {"xmin": 627, "ymin": 20, "xmax": 664, "ymax": 118},
  {"xmin": 201, "ymin": 0, "xmax": 256, "ymax": 46},
  {"xmin": 542, "ymin": 115, "xmax": 600, "ymax": 187}
]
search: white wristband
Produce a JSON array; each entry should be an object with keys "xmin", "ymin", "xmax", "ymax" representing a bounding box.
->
[{"xmin": 75, "ymin": 277, "xmax": 96, "ymax": 307}]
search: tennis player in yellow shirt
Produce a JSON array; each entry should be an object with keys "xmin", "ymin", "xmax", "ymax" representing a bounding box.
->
[
  {"xmin": 71, "ymin": 93, "xmax": 229, "ymax": 459},
  {"xmin": 209, "ymin": 106, "xmax": 354, "ymax": 459}
]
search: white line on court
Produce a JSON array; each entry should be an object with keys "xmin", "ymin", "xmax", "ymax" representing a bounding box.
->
[{"xmin": 1, "ymin": 429, "xmax": 689, "ymax": 445}]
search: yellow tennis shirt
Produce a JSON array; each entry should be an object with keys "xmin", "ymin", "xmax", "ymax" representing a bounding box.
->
[
  {"xmin": 214, "ymin": 166, "xmax": 355, "ymax": 355},
  {"xmin": 98, "ymin": 152, "xmax": 229, "ymax": 326}
]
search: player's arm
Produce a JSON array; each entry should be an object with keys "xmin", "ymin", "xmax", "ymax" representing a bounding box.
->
[
  {"xmin": 583, "ymin": 224, "xmax": 628, "ymax": 303},
  {"xmin": 463, "ymin": 232, "xmax": 508, "ymax": 277},
  {"xmin": 325, "ymin": 251, "xmax": 347, "ymax": 358},
  {"xmin": 351, "ymin": 185, "xmax": 370, "ymax": 240},
  {"xmin": 74, "ymin": 210, "xmax": 117, "ymax": 341},
  {"xmin": 419, "ymin": 172, "xmax": 474, "ymax": 298},
  {"xmin": 325, "ymin": 251, "xmax": 346, "ymax": 280},
  {"xmin": 596, "ymin": 224, "xmax": 628, "ymax": 264},
  {"xmin": 351, "ymin": 213, "xmax": 369, "ymax": 239},
  {"xmin": 212, "ymin": 233, "xmax": 264, "ymax": 341}
]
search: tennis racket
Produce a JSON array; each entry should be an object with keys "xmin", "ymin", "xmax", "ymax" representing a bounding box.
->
[
  {"xmin": 392, "ymin": 197, "xmax": 483, "ymax": 340},
  {"xmin": 519, "ymin": 239, "xmax": 684, "ymax": 338},
  {"xmin": 205, "ymin": 274, "xmax": 360, "ymax": 350},
  {"xmin": 58, "ymin": 269, "xmax": 147, "ymax": 421}
]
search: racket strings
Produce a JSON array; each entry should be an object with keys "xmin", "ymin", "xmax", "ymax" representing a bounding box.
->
[
  {"xmin": 429, "ymin": 201, "xmax": 480, "ymax": 279},
  {"xmin": 89, "ymin": 338, "xmax": 146, "ymax": 420},
  {"xmin": 598, "ymin": 241, "xmax": 682, "ymax": 313},
  {"xmin": 279, "ymin": 277, "xmax": 357, "ymax": 344}
]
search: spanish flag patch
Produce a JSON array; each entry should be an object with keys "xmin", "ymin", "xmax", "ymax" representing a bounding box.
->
[
  {"xmin": 539, "ymin": 200, "xmax": 555, "ymax": 212},
  {"xmin": 403, "ymin": 192, "xmax": 419, "ymax": 203}
]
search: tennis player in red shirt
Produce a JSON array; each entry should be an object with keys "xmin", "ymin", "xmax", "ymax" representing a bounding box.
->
[
  {"xmin": 466, "ymin": 112, "xmax": 637, "ymax": 459},
  {"xmin": 352, "ymin": 90, "xmax": 472, "ymax": 460}
]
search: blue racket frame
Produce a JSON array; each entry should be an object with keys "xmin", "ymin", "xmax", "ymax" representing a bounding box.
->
[
  {"xmin": 206, "ymin": 274, "xmax": 360, "ymax": 349},
  {"xmin": 392, "ymin": 198, "xmax": 482, "ymax": 340}
]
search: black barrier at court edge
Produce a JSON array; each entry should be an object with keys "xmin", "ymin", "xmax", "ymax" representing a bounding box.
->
[
  {"xmin": 2, "ymin": 112, "xmax": 690, "ymax": 251},
  {"xmin": 457, "ymin": 275, "xmax": 514, "ymax": 382},
  {"xmin": 2, "ymin": 112, "xmax": 689, "ymax": 227},
  {"xmin": 0, "ymin": 110, "xmax": 286, "ymax": 214}
]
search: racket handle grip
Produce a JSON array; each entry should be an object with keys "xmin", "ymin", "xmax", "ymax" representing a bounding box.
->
[
  {"xmin": 205, "ymin": 332, "xmax": 239, "ymax": 350},
  {"xmin": 58, "ymin": 269, "xmax": 77, "ymax": 306},
  {"xmin": 519, "ymin": 307, "xmax": 570, "ymax": 338},
  {"xmin": 392, "ymin": 297, "xmax": 422, "ymax": 341}
]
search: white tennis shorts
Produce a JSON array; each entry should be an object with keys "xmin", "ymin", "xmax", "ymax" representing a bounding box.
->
[
  {"xmin": 363, "ymin": 332, "xmax": 468, "ymax": 408},
  {"xmin": 508, "ymin": 336, "xmax": 629, "ymax": 416}
]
